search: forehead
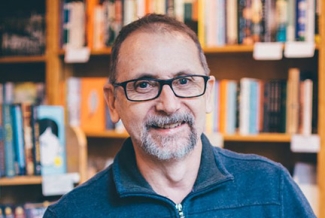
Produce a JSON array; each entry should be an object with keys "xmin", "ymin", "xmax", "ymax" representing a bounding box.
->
[{"xmin": 117, "ymin": 31, "xmax": 203, "ymax": 79}]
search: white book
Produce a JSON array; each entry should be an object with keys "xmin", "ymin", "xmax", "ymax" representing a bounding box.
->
[
  {"xmin": 69, "ymin": 2, "xmax": 85, "ymax": 49},
  {"xmin": 286, "ymin": 0, "xmax": 295, "ymax": 41},
  {"xmin": 305, "ymin": 0, "xmax": 315, "ymax": 42},
  {"xmin": 123, "ymin": 0, "xmax": 136, "ymax": 26},
  {"xmin": 174, "ymin": 0, "xmax": 185, "ymax": 22},
  {"xmin": 239, "ymin": 78, "xmax": 251, "ymax": 135},
  {"xmin": 226, "ymin": 0, "xmax": 238, "ymax": 44},
  {"xmin": 206, "ymin": 0, "xmax": 217, "ymax": 47},
  {"xmin": 301, "ymin": 79, "xmax": 313, "ymax": 135},
  {"xmin": 136, "ymin": 0, "xmax": 146, "ymax": 18},
  {"xmin": 226, "ymin": 81, "xmax": 237, "ymax": 134},
  {"xmin": 67, "ymin": 77, "xmax": 81, "ymax": 127},
  {"xmin": 216, "ymin": 0, "xmax": 226, "ymax": 46},
  {"xmin": 154, "ymin": 0, "xmax": 166, "ymax": 14},
  {"xmin": 93, "ymin": 5, "xmax": 105, "ymax": 49}
]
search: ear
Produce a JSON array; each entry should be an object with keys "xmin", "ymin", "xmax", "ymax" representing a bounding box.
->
[
  {"xmin": 103, "ymin": 83, "xmax": 121, "ymax": 123},
  {"xmin": 205, "ymin": 76, "xmax": 215, "ymax": 113}
]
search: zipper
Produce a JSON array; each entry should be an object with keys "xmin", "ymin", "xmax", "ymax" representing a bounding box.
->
[{"xmin": 175, "ymin": 203, "xmax": 185, "ymax": 218}]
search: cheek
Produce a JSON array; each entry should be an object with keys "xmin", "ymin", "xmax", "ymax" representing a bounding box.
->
[{"xmin": 117, "ymin": 103, "xmax": 147, "ymax": 130}]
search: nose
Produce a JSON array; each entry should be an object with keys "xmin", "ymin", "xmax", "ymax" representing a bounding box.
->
[{"xmin": 155, "ymin": 84, "xmax": 181, "ymax": 114}]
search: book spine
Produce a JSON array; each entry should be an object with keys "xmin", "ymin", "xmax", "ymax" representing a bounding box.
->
[
  {"xmin": 2, "ymin": 104, "xmax": 15, "ymax": 177},
  {"xmin": 279, "ymin": 81, "xmax": 287, "ymax": 133},
  {"xmin": 286, "ymin": 0, "xmax": 295, "ymax": 41},
  {"xmin": 174, "ymin": 0, "xmax": 184, "ymax": 22},
  {"xmin": 166, "ymin": 0, "xmax": 175, "ymax": 17},
  {"xmin": 263, "ymin": 81, "xmax": 271, "ymax": 132},
  {"xmin": 10, "ymin": 104, "xmax": 26, "ymax": 175},
  {"xmin": 301, "ymin": 79, "xmax": 313, "ymax": 135},
  {"xmin": 239, "ymin": 78, "xmax": 251, "ymax": 135},
  {"xmin": 0, "ymin": 103, "xmax": 4, "ymax": 177},
  {"xmin": 226, "ymin": 81, "xmax": 237, "ymax": 134},
  {"xmin": 295, "ymin": 0, "xmax": 307, "ymax": 41},
  {"xmin": 249, "ymin": 80, "xmax": 258, "ymax": 134},
  {"xmin": 30, "ymin": 105, "xmax": 41, "ymax": 175},
  {"xmin": 216, "ymin": 0, "xmax": 226, "ymax": 46},
  {"xmin": 305, "ymin": 0, "xmax": 315, "ymax": 42},
  {"xmin": 21, "ymin": 103, "xmax": 34, "ymax": 176},
  {"xmin": 226, "ymin": 0, "xmax": 238, "ymax": 44},
  {"xmin": 238, "ymin": 0, "xmax": 247, "ymax": 44},
  {"xmin": 275, "ymin": 0, "xmax": 288, "ymax": 42}
]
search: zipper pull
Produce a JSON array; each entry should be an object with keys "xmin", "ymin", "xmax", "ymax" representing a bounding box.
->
[{"xmin": 175, "ymin": 203, "xmax": 185, "ymax": 218}]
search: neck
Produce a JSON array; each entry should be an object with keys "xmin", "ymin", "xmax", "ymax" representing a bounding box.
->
[{"xmin": 134, "ymin": 143, "xmax": 202, "ymax": 204}]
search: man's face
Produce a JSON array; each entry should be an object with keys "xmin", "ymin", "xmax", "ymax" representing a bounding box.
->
[{"xmin": 106, "ymin": 31, "xmax": 214, "ymax": 161}]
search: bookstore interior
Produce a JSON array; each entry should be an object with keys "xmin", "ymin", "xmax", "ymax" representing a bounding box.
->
[{"xmin": 0, "ymin": 0, "xmax": 324, "ymax": 217}]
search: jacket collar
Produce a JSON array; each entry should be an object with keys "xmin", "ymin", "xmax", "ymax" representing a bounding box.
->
[{"xmin": 112, "ymin": 134, "xmax": 233, "ymax": 197}]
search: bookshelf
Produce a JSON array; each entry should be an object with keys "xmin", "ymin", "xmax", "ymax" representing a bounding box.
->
[
  {"xmin": 0, "ymin": 0, "xmax": 85, "ymax": 208},
  {"xmin": 0, "ymin": 0, "xmax": 324, "ymax": 217},
  {"xmin": 57, "ymin": 0, "xmax": 324, "ymax": 216}
]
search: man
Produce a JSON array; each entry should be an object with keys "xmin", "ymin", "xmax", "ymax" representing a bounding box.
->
[{"xmin": 44, "ymin": 14, "xmax": 315, "ymax": 217}]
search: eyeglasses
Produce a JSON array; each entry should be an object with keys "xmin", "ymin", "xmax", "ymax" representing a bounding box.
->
[{"xmin": 113, "ymin": 75, "xmax": 210, "ymax": 102}]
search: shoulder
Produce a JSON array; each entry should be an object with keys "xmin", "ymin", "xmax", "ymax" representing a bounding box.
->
[
  {"xmin": 215, "ymin": 146, "xmax": 285, "ymax": 172},
  {"xmin": 44, "ymin": 166, "xmax": 114, "ymax": 217},
  {"xmin": 213, "ymin": 147, "xmax": 291, "ymax": 188}
]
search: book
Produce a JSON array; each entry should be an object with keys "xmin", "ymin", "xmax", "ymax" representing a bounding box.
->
[
  {"xmin": 80, "ymin": 77, "xmax": 107, "ymax": 132},
  {"xmin": 226, "ymin": 0, "xmax": 238, "ymax": 44},
  {"xmin": 2, "ymin": 104, "xmax": 15, "ymax": 177},
  {"xmin": 239, "ymin": 78, "xmax": 251, "ymax": 135},
  {"xmin": 286, "ymin": 0, "xmax": 296, "ymax": 41},
  {"xmin": 86, "ymin": 0, "xmax": 100, "ymax": 49},
  {"xmin": 38, "ymin": 105, "xmax": 66, "ymax": 175},
  {"xmin": 299, "ymin": 79, "xmax": 313, "ymax": 135},
  {"xmin": 275, "ymin": 0, "xmax": 287, "ymax": 42},
  {"xmin": 295, "ymin": 0, "xmax": 307, "ymax": 41},
  {"xmin": 0, "ymin": 114, "xmax": 5, "ymax": 177},
  {"xmin": 21, "ymin": 103, "xmax": 34, "ymax": 175},
  {"xmin": 30, "ymin": 105, "xmax": 41, "ymax": 175},
  {"xmin": 219, "ymin": 80, "xmax": 237, "ymax": 134},
  {"xmin": 67, "ymin": 77, "xmax": 81, "ymax": 127},
  {"xmin": 286, "ymin": 68, "xmax": 300, "ymax": 134},
  {"xmin": 10, "ymin": 104, "xmax": 26, "ymax": 175}
]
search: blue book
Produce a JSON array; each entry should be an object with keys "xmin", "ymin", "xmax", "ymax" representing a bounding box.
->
[
  {"xmin": 0, "ymin": 125, "xmax": 5, "ymax": 177},
  {"xmin": 2, "ymin": 104, "xmax": 15, "ymax": 177},
  {"xmin": 10, "ymin": 104, "xmax": 26, "ymax": 175},
  {"xmin": 37, "ymin": 105, "xmax": 66, "ymax": 175},
  {"xmin": 249, "ymin": 80, "xmax": 259, "ymax": 134},
  {"xmin": 295, "ymin": 0, "xmax": 306, "ymax": 41}
]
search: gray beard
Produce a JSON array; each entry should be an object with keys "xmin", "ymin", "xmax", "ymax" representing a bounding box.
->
[{"xmin": 140, "ymin": 113, "xmax": 197, "ymax": 160}]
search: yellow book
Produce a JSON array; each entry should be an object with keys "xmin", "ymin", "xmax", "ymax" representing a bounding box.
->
[{"xmin": 197, "ymin": 0, "xmax": 205, "ymax": 47}]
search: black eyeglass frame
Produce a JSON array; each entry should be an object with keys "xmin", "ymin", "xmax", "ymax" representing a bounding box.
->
[{"xmin": 113, "ymin": 74, "xmax": 211, "ymax": 102}]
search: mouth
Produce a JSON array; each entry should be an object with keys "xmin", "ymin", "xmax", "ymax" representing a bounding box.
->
[{"xmin": 154, "ymin": 121, "xmax": 185, "ymax": 129}]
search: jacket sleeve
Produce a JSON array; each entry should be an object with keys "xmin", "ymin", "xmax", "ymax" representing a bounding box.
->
[{"xmin": 280, "ymin": 168, "xmax": 316, "ymax": 218}]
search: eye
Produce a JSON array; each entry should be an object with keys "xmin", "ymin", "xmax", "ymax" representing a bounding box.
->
[
  {"xmin": 133, "ymin": 80, "xmax": 157, "ymax": 93},
  {"xmin": 179, "ymin": 77, "xmax": 189, "ymax": 85},
  {"xmin": 137, "ymin": 81, "xmax": 149, "ymax": 89}
]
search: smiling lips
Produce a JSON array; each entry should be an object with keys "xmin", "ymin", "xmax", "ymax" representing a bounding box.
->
[{"xmin": 155, "ymin": 122, "xmax": 185, "ymax": 129}]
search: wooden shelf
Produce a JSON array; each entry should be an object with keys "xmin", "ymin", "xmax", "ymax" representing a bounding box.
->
[
  {"xmin": 84, "ymin": 130, "xmax": 291, "ymax": 142},
  {"xmin": 85, "ymin": 130, "xmax": 129, "ymax": 138},
  {"xmin": 0, "ymin": 176, "xmax": 42, "ymax": 186},
  {"xmin": 0, "ymin": 55, "xmax": 46, "ymax": 64},
  {"xmin": 223, "ymin": 133, "xmax": 291, "ymax": 142},
  {"xmin": 58, "ymin": 42, "xmax": 320, "ymax": 56}
]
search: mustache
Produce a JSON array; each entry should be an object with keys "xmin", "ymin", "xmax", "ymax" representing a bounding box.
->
[{"xmin": 145, "ymin": 113, "xmax": 194, "ymax": 128}]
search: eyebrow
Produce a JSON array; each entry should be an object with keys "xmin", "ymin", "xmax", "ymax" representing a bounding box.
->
[{"xmin": 132, "ymin": 71, "xmax": 196, "ymax": 81}]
